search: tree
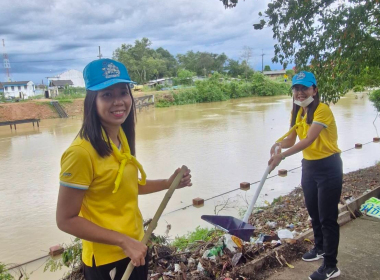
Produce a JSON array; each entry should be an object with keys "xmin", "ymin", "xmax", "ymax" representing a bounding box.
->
[
  {"xmin": 174, "ymin": 69, "xmax": 196, "ymax": 85},
  {"xmin": 256, "ymin": 0, "xmax": 380, "ymax": 103},
  {"xmin": 220, "ymin": 0, "xmax": 240, "ymax": 8},
  {"xmin": 352, "ymin": 66, "xmax": 380, "ymax": 88},
  {"xmin": 369, "ymin": 89, "xmax": 380, "ymax": 113},
  {"xmin": 113, "ymin": 38, "xmax": 175, "ymax": 83},
  {"xmin": 177, "ymin": 51, "xmax": 229, "ymax": 76},
  {"xmin": 156, "ymin": 47, "xmax": 178, "ymax": 77},
  {"xmin": 226, "ymin": 59, "xmax": 245, "ymax": 77},
  {"xmin": 225, "ymin": 0, "xmax": 380, "ymax": 103},
  {"xmin": 177, "ymin": 51, "xmax": 198, "ymax": 74},
  {"xmin": 197, "ymin": 52, "xmax": 214, "ymax": 76},
  {"xmin": 264, "ymin": 65, "xmax": 271, "ymax": 71}
]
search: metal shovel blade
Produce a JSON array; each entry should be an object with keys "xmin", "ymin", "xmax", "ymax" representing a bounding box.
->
[{"xmin": 201, "ymin": 215, "xmax": 255, "ymax": 241}]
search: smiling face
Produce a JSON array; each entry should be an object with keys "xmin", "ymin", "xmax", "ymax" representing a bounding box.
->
[
  {"xmin": 292, "ymin": 85, "xmax": 318, "ymax": 102},
  {"xmin": 96, "ymin": 83, "xmax": 132, "ymax": 129}
]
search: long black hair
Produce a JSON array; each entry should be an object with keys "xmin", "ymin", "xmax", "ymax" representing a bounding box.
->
[
  {"xmin": 290, "ymin": 86, "xmax": 320, "ymax": 126},
  {"xmin": 78, "ymin": 84, "xmax": 136, "ymax": 157}
]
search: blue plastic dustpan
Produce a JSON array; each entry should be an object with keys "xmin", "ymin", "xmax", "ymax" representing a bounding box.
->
[{"xmin": 201, "ymin": 165, "xmax": 271, "ymax": 242}]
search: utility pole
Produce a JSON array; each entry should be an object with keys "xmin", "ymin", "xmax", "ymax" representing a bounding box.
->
[
  {"xmin": 261, "ymin": 49, "xmax": 265, "ymax": 73},
  {"xmin": 97, "ymin": 46, "xmax": 103, "ymax": 59},
  {"xmin": 2, "ymin": 39, "xmax": 12, "ymax": 82}
]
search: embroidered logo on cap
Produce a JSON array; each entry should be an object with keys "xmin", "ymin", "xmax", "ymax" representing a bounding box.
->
[
  {"xmin": 102, "ymin": 62, "xmax": 120, "ymax": 78},
  {"xmin": 296, "ymin": 72, "xmax": 306, "ymax": 80}
]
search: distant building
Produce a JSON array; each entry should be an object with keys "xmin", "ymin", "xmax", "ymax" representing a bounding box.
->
[
  {"xmin": 146, "ymin": 78, "xmax": 173, "ymax": 88},
  {"xmin": 49, "ymin": 80, "xmax": 74, "ymax": 89},
  {"xmin": 192, "ymin": 76, "xmax": 206, "ymax": 82},
  {"xmin": 263, "ymin": 70, "xmax": 286, "ymax": 79},
  {"xmin": 48, "ymin": 69, "xmax": 85, "ymax": 87},
  {"xmin": 0, "ymin": 81, "xmax": 35, "ymax": 99}
]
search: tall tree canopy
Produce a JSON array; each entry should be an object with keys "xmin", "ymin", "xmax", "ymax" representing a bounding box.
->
[
  {"xmin": 113, "ymin": 38, "xmax": 255, "ymax": 84},
  {"xmin": 113, "ymin": 38, "xmax": 177, "ymax": 84},
  {"xmin": 224, "ymin": 0, "xmax": 380, "ymax": 103},
  {"xmin": 177, "ymin": 51, "xmax": 228, "ymax": 76}
]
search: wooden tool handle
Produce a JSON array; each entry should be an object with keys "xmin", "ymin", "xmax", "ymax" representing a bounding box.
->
[{"xmin": 122, "ymin": 165, "xmax": 188, "ymax": 280}]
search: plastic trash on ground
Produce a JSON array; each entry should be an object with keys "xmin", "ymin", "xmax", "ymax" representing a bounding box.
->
[
  {"xmin": 277, "ymin": 229, "xmax": 294, "ymax": 239},
  {"xmin": 360, "ymin": 197, "xmax": 380, "ymax": 219},
  {"xmin": 197, "ymin": 261, "xmax": 204, "ymax": 272},
  {"xmin": 266, "ymin": 221, "xmax": 277, "ymax": 228},
  {"xmin": 224, "ymin": 234, "xmax": 241, "ymax": 253},
  {"xmin": 231, "ymin": 252, "xmax": 243, "ymax": 266}
]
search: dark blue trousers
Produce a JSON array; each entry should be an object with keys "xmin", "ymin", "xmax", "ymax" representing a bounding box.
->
[
  {"xmin": 301, "ymin": 153, "xmax": 343, "ymax": 267},
  {"xmin": 84, "ymin": 256, "xmax": 148, "ymax": 280}
]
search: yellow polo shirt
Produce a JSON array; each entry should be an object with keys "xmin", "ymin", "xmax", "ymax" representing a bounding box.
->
[
  {"xmin": 59, "ymin": 137, "xmax": 144, "ymax": 266},
  {"xmin": 295, "ymin": 103, "xmax": 341, "ymax": 160}
]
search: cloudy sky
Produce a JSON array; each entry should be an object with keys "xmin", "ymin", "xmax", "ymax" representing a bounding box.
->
[{"xmin": 1, "ymin": 0, "xmax": 282, "ymax": 84}]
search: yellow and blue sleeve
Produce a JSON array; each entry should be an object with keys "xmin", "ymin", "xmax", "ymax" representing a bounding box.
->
[
  {"xmin": 59, "ymin": 145, "xmax": 93, "ymax": 190},
  {"xmin": 313, "ymin": 103, "xmax": 333, "ymax": 128}
]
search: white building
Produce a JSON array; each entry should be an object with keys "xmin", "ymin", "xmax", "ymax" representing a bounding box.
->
[
  {"xmin": 146, "ymin": 78, "xmax": 174, "ymax": 88},
  {"xmin": 49, "ymin": 69, "xmax": 85, "ymax": 88},
  {"xmin": 0, "ymin": 81, "xmax": 35, "ymax": 99}
]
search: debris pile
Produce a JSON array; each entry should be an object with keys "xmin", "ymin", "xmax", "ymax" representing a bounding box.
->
[
  {"xmin": 60, "ymin": 165, "xmax": 379, "ymax": 280},
  {"xmin": 147, "ymin": 165, "xmax": 380, "ymax": 279}
]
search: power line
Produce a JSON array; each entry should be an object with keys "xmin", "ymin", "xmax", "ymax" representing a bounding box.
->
[
  {"xmin": 10, "ymin": 57, "xmax": 95, "ymax": 64},
  {"xmin": 261, "ymin": 49, "xmax": 265, "ymax": 73},
  {"xmin": 97, "ymin": 46, "xmax": 103, "ymax": 59}
]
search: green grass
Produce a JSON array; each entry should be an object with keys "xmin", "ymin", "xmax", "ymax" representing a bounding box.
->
[{"xmin": 171, "ymin": 226, "xmax": 223, "ymax": 250}]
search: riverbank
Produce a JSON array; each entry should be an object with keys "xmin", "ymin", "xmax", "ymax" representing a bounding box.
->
[
  {"xmin": 0, "ymin": 75, "xmax": 290, "ymax": 121},
  {"xmin": 0, "ymin": 89, "xmax": 175, "ymax": 122}
]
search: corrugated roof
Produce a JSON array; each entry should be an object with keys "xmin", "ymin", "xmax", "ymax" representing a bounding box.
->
[
  {"xmin": 1, "ymin": 81, "xmax": 32, "ymax": 86},
  {"xmin": 50, "ymin": 80, "xmax": 74, "ymax": 86},
  {"xmin": 263, "ymin": 70, "xmax": 286, "ymax": 75}
]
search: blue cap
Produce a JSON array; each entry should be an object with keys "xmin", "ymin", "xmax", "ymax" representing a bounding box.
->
[
  {"xmin": 83, "ymin": 59, "xmax": 134, "ymax": 91},
  {"xmin": 292, "ymin": 71, "xmax": 317, "ymax": 87}
]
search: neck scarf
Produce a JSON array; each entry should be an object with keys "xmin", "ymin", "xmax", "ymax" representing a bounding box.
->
[
  {"xmin": 102, "ymin": 127, "xmax": 146, "ymax": 193},
  {"xmin": 276, "ymin": 108, "xmax": 306, "ymax": 143}
]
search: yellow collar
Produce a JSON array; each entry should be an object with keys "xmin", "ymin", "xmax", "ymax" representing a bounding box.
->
[
  {"xmin": 102, "ymin": 127, "xmax": 146, "ymax": 193},
  {"xmin": 276, "ymin": 109, "xmax": 305, "ymax": 143}
]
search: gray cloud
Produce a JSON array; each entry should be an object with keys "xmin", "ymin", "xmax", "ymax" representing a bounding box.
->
[{"xmin": 0, "ymin": 0, "xmax": 282, "ymax": 83}]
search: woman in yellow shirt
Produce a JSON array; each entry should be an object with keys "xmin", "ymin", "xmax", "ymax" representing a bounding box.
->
[
  {"xmin": 268, "ymin": 71, "xmax": 342, "ymax": 280},
  {"xmin": 56, "ymin": 59, "xmax": 192, "ymax": 280}
]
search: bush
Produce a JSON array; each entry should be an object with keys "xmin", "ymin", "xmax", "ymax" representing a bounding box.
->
[
  {"xmin": 0, "ymin": 263, "xmax": 13, "ymax": 280},
  {"xmin": 44, "ymin": 238, "xmax": 82, "ymax": 276},
  {"xmin": 353, "ymin": 85, "xmax": 365, "ymax": 92},
  {"xmin": 251, "ymin": 72, "xmax": 290, "ymax": 96},
  {"xmin": 369, "ymin": 89, "xmax": 380, "ymax": 112},
  {"xmin": 155, "ymin": 72, "xmax": 289, "ymax": 107},
  {"xmin": 173, "ymin": 69, "xmax": 196, "ymax": 86}
]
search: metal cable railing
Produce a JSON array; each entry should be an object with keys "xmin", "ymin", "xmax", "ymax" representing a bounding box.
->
[{"xmin": 162, "ymin": 140, "xmax": 376, "ymax": 216}]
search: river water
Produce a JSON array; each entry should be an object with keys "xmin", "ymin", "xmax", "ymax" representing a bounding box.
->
[{"xmin": 1, "ymin": 93, "xmax": 379, "ymax": 279}]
